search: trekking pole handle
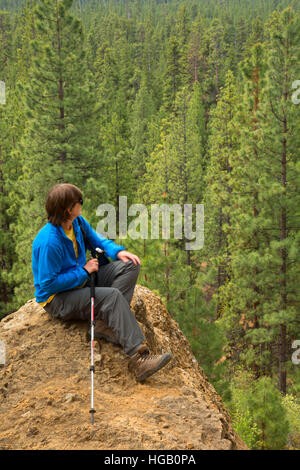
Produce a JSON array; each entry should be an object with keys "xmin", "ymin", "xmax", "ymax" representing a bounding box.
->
[
  {"xmin": 89, "ymin": 249, "xmax": 98, "ymax": 298},
  {"xmin": 90, "ymin": 271, "xmax": 96, "ymax": 298}
]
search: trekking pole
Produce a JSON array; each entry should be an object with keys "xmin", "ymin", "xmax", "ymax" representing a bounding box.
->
[
  {"xmin": 88, "ymin": 248, "xmax": 107, "ymax": 424},
  {"xmin": 89, "ymin": 267, "xmax": 96, "ymax": 425}
]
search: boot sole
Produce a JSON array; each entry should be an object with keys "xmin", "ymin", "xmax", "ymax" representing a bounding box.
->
[{"xmin": 136, "ymin": 353, "xmax": 172, "ymax": 383}]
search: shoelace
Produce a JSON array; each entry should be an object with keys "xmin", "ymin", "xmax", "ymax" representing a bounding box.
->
[{"xmin": 138, "ymin": 353, "xmax": 162, "ymax": 364}]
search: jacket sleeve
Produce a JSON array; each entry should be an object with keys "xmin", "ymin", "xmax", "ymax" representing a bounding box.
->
[
  {"xmin": 79, "ymin": 216, "xmax": 126, "ymax": 260},
  {"xmin": 38, "ymin": 241, "xmax": 89, "ymax": 295}
]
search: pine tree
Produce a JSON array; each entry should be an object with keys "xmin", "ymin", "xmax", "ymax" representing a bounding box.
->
[
  {"xmin": 219, "ymin": 8, "xmax": 300, "ymax": 394},
  {"xmin": 8, "ymin": 0, "xmax": 101, "ymax": 307},
  {"xmin": 0, "ymin": 10, "xmax": 9, "ymax": 69},
  {"xmin": 261, "ymin": 7, "xmax": 300, "ymax": 393},
  {"xmin": 206, "ymin": 17, "xmax": 226, "ymax": 102},
  {"xmin": 223, "ymin": 44, "xmax": 270, "ymax": 377},
  {"xmin": 0, "ymin": 77, "xmax": 12, "ymax": 319},
  {"xmin": 187, "ymin": 12, "xmax": 208, "ymax": 85},
  {"xmin": 0, "ymin": 8, "xmax": 18, "ymax": 317},
  {"xmin": 140, "ymin": 84, "xmax": 203, "ymax": 238},
  {"xmin": 166, "ymin": 84, "xmax": 203, "ymax": 269},
  {"xmin": 94, "ymin": 23, "xmax": 138, "ymax": 234},
  {"xmin": 137, "ymin": 83, "xmax": 204, "ymax": 313},
  {"xmin": 244, "ymin": 16, "xmax": 264, "ymax": 54},
  {"xmin": 234, "ymin": 16, "xmax": 249, "ymax": 63},
  {"xmin": 248, "ymin": 377, "xmax": 290, "ymax": 449},
  {"xmin": 129, "ymin": 73, "xmax": 156, "ymax": 189},
  {"xmin": 202, "ymin": 69, "xmax": 240, "ymax": 320},
  {"xmin": 161, "ymin": 35, "xmax": 185, "ymax": 114}
]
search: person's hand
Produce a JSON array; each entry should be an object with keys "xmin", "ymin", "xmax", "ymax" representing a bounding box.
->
[
  {"xmin": 117, "ymin": 250, "xmax": 140, "ymax": 265},
  {"xmin": 83, "ymin": 258, "xmax": 99, "ymax": 274}
]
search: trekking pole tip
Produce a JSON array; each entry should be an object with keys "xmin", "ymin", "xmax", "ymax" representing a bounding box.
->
[{"xmin": 89, "ymin": 408, "xmax": 96, "ymax": 424}]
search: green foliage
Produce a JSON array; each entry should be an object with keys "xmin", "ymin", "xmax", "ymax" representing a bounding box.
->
[
  {"xmin": 226, "ymin": 369, "xmax": 291, "ymax": 450},
  {"xmin": 248, "ymin": 377, "xmax": 290, "ymax": 449},
  {"xmin": 2, "ymin": 0, "xmax": 102, "ymax": 310},
  {"xmin": 281, "ymin": 394, "xmax": 300, "ymax": 449},
  {"xmin": 232, "ymin": 408, "xmax": 262, "ymax": 450},
  {"xmin": 225, "ymin": 369, "xmax": 262, "ymax": 448},
  {"xmin": 0, "ymin": 0, "xmax": 299, "ymax": 450}
]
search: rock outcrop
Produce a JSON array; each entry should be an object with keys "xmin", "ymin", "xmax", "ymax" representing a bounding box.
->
[{"xmin": 0, "ymin": 285, "xmax": 247, "ymax": 450}]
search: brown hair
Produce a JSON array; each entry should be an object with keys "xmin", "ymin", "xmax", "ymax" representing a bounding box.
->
[{"xmin": 46, "ymin": 183, "xmax": 83, "ymax": 226}]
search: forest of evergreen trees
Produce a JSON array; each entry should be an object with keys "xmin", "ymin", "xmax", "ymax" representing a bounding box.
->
[{"xmin": 0, "ymin": 0, "xmax": 300, "ymax": 449}]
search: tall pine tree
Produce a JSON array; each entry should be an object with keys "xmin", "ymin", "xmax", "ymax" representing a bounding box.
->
[{"xmin": 9, "ymin": 0, "xmax": 101, "ymax": 307}]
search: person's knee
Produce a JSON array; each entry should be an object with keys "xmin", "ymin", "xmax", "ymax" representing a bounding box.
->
[
  {"xmin": 111, "ymin": 286, "xmax": 121, "ymax": 295},
  {"xmin": 127, "ymin": 259, "xmax": 141, "ymax": 274},
  {"xmin": 94, "ymin": 286, "xmax": 121, "ymax": 302}
]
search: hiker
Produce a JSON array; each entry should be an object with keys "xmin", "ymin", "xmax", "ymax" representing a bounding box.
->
[{"xmin": 32, "ymin": 183, "xmax": 172, "ymax": 382}]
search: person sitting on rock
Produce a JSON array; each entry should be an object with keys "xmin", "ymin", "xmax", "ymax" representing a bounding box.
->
[{"xmin": 32, "ymin": 183, "xmax": 172, "ymax": 382}]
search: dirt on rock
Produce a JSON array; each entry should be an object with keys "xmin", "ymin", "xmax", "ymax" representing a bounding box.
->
[{"xmin": 0, "ymin": 285, "xmax": 247, "ymax": 450}]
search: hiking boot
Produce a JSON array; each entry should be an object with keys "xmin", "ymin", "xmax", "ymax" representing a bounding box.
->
[
  {"xmin": 128, "ymin": 344, "xmax": 172, "ymax": 382},
  {"xmin": 87, "ymin": 319, "xmax": 120, "ymax": 345}
]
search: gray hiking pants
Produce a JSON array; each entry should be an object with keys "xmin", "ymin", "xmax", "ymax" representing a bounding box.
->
[{"xmin": 44, "ymin": 260, "xmax": 145, "ymax": 356}]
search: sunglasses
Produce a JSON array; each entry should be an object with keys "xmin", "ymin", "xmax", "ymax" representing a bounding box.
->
[{"xmin": 72, "ymin": 198, "xmax": 83, "ymax": 207}]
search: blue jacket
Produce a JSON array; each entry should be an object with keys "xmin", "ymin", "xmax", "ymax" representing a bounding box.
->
[{"xmin": 32, "ymin": 215, "xmax": 125, "ymax": 303}]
